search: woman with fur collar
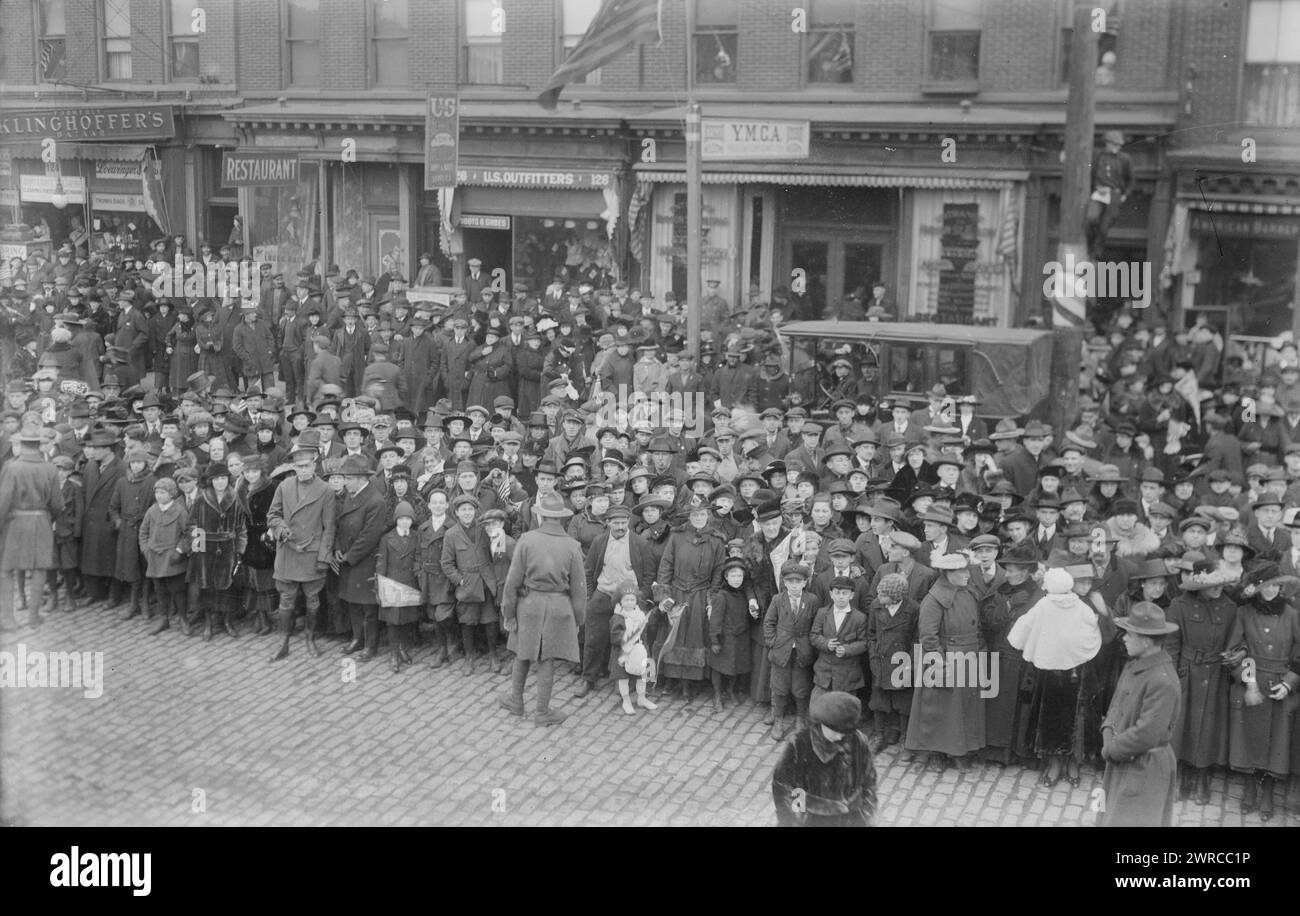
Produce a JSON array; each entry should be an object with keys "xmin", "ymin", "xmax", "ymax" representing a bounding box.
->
[{"xmin": 1104, "ymin": 497, "xmax": 1162, "ymax": 560}]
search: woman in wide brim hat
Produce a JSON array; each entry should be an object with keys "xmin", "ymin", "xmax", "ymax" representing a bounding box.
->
[{"xmin": 1126, "ymin": 557, "xmax": 1176, "ymax": 610}]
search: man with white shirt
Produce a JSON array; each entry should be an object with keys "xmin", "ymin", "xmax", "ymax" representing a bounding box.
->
[
  {"xmin": 1248, "ymin": 495, "xmax": 1290, "ymax": 563},
  {"xmin": 1032, "ymin": 497, "xmax": 1062, "ymax": 555}
]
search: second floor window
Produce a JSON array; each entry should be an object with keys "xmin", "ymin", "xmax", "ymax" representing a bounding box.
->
[
  {"xmin": 169, "ymin": 0, "xmax": 201, "ymax": 80},
  {"xmin": 806, "ymin": 0, "xmax": 855, "ymax": 84},
  {"xmin": 1244, "ymin": 0, "xmax": 1300, "ymax": 125},
  {"xmin": 926, "ymin": 0, "xmax": 981, "ymax": 86},
  {"xmin": 562, "ymin": 0, "xmax": 602, "ymax": 85},
  {"xmin": 103, "ymin": 0, "xmax": 132, "ymax": 81},
  {"xmin": 464, "ymin": 0, "xmax": 503, "ymax": 84},
  {"xmin": 370, "ymin": 0, "xmax": 409, "ymax": 86},
  {"xmin": 285, "ymin": 0, "xmax": 321, "ymax": 87},
  {"xmin": 694, "ymin": 0, "xmax": 737, "ymax": 85},
  {"xmin": 37, "ymin": 0, "xmax": 67, "ymax": 82}
]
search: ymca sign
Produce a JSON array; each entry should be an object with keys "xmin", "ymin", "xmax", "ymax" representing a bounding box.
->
[{"xmin": 701, "ymin": 118, "xmax": 810, "ymax": 161}]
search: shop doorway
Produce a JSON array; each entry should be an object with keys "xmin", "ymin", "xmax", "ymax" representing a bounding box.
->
[
  {"xmin": 460, "ymin": 226, "xmax": 512, "ymax": 291},
  {"xmin": 206, "ymin": 202, "xmax": 238, "ymax": 254},
  {"xmin": 783, "ymin": 233, "xmax": 890, "ymax": 318}
]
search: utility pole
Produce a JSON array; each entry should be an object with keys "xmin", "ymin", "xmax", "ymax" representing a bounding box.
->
[
  {"xmin": 683, "ymin": 0, "xmax": 702, "ymax": 356},
  {"xmin": 685, "ymin": 102, "xmax": 702, "ymax": 356},
  {"xmin": 1054, "ymin": 0, "xmax": 1098, "ymax": 330}
]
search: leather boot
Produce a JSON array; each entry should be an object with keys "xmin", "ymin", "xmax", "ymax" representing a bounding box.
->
[
  {"xmin": 1260, "ymin": 775, "xmax": 1275, "ymax": 821},
  {"xmin": 1195, "ymin": 768, "xmax": 1212, "ymax": 806},
  {"xmin": 148, "ymin": 605, "xmax": 171, "ymax": 636},
  {"xmin": 461, "ymin": 624, "xmax": 478, "ymax": 676},
  {"xmin": 255, "ymin": 605, "xmax": 272, "ymax": 636},
  {"xmin": 711, "ymin": 671, "xmax": 725, "ymax": 711},
  {"xmin": 482, "ymin": 624, "xmax": 500, "ymax": 674},
  {"xmin": 1241, "ymin": 772, "xmax": 1259, "ymax": 814},
  {"xmin": 304, "ymin": 611, "xmax": 322, "ymax": 658},
  {"xmin": 269, "ymin": 611, "xmax": 291, "ymax": 662},
  {"xmin": 499, "ymin": 659, "xmax": 528, "ymax": 716},
  {"xmin": 534, "ymin": 659, "xmax": 567, "ymax": 726},
  {"xmin": 390, "ymin": 629, "xmax": 405, "ymax": 674},
  {"xmin": 360, "ymin": 614, "xmax": 379, "ymax": 661},
  {"xmin": 202, "ymin": 609, "xmax": 214, "ymax": 642},
  {"xmin": 1179, "ymin": 766, "xmax": 1193, "ymax": 800},
  {"xmin": 120, "ymin": 582, "xmax": 142, "ymax": 621},
  {"xmin": 761, "ymin": 705, "xmax": 774, "ymax": 726},
  {"xmin": 428, "ymin": 621, "xmax": 450, "ymax": 669},
  {"xmin": 222, "ymin": 610, "xmax": 238, "ymax": 638},
  {"xmin": 770, "ymin": 716, "xmax": 788, "ymax": 742}
]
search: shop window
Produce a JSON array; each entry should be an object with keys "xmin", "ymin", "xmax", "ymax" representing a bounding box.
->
[
  {"xmin": 169, "ymin": 0, "xmax": 201, "ymax": 80},
  {"xmin": 805, "ymin": 0, "xmax": 854, "ymax": 84},
  {"xmin": 463, "ymin": 0, "xmax": 503, "ymax": 85},
  {"xmin": 369, "ymin": 0, "xmax": 409, "ymax": 87},
  {"xmin": 36, "ymin": 0, "xmax": 67, "ymax": 82},
  {"xmin": 250, "ymin": 161, "xmax": 319, "ymax": 279},
  {"xmin": 516, "ymin": 215, "xmax": 613, "ymax": 290},
  {"xmin": 1243, "ymin": 0, "xmax": 1300, "ymax": 126},
  {"xmin": 561, "ymin": 0, "xmax": 603, "ymax": 85},
  {"xmin": 102, "ymin": 0, "xmax": 132, "ymax": 81},
  {"xmin": 284, "ymin": 0, "xmax": 321, "ymax": 88},
  {"xmin": 694, "ymin": 0, "xmax": 737, "ymax": 85},
  {"xmin": 925, "ymin": 0, "xmax": 980, "ymax": 89}
]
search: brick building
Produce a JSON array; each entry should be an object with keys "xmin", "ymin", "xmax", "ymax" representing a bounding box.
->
[{"xmin": 1, "ymin": 0, "xmax": 1290, "ymax": 335}]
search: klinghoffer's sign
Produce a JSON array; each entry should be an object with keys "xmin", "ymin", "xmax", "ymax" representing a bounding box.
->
[
  {"xmin": 0, "ymin": 106, "xmax": 175, "ymax": 142},
  {"xmin": 221, "ymin": 151, "xmax": 301, "ymax": 188}
]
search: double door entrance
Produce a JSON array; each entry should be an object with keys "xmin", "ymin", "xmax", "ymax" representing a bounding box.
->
[{"xmin": 783, "ymin": 232, "xmax": 893, "ymax": 319}]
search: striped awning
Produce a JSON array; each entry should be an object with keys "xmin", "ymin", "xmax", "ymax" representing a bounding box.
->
[
  {"xmin": 3, "ymin": 141, "xmax": 149, "ymax": 162},
  {"xmin": 632, "ymin": 164, "xmax": 1023, "ymax": 190},
  {"xmin": 1178, "ymin": 197, "xmax": 1300, "ymax": 216}
]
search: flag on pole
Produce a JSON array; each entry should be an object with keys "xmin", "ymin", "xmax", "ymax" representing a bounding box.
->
[{"xmin": 537, "ymin": 0, "xmax": 662, "ymax": 110}]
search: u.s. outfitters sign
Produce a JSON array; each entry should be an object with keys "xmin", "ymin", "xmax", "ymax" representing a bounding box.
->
[{"xmin": 0, "ymin": 106, "xmax": 175, "ymax": 141}]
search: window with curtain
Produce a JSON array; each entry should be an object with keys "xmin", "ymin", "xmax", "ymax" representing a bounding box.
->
[
  {"xmin": 1243, "ymin": 0, "xmax": 1300, "ymax": 126},
  {"xmin": 806, "ymin": 0, "xmax": 855, "ymax": 84},
  {"xmin": 285, "ymin": 0, "xmax": 321, "ymax": 87},
  {"xmin": 369, "ymin": 0, "xmax": 409, "ymax": 86},
  {"xmin": 908, "ymin": 190, "xmax": 1009, "ymax": 325},
  {"xmin": 169, "ymin": 0, "xmax": 201, "ymax": 80},
  {"xmin": 561, "ymin": 0, "xmax": 603, "ymax": 85},
  {"xmin": 463, "ymin": 0, "xmax": 503, "ymax": 84},
  {"xmin": 694, "ymin": 0, "xmax": 737, "ymax": 85},
  {"xmin": 37, "ymin": 0, "xmax": 67, "ymax": 82},
  {"xmin": 926, "ymin": 0, "xmax": 981, "ymax": 86},
  {"xmin": 103, "ymin": 0, "xmax": 132, "ymax": 81}
]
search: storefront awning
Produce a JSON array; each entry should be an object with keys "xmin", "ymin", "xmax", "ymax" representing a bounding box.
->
[
  {"xmin": 1175, "ymin": 196, "xmax": 1300, "ymax": 216},
  {"xmin": 632, "ymin": 163, "xmax": 1026, "ymax": 190},
  {"xmin": 3, "ymin": 141, "xmax": 149, "ymax": 162}
]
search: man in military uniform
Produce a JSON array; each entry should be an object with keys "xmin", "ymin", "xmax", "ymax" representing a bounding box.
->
[
  {"xmin": 0, "ymin": 421, "xmax": 63, "ymax": 631},
  {"xmin": 499, "ymin": 493, "xmax": 588, "ymax": 726}
]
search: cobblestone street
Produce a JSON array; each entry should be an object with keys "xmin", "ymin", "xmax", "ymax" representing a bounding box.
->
[{"xmin": 0, "ymin": 601, "xmax": 1285, "ymax": 828}]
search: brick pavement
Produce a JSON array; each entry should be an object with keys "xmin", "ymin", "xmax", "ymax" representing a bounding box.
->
[{"xmin": 0, "ymin": 601, "xmax": 1289, "ymax": 827}]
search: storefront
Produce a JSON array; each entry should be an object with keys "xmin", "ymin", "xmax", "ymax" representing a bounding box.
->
[
  {"xmin": 0, "ymin": 104, "xmax": 179, "ymax": 258},
  {"xmin": 631, "ymin": 167, "xmax": 1024, "ymax": 325},
  {"xmin": 1164, "ymin": 164, "xmax": 1300, "ymax": 338},
  {"xmin": 445, "ymin": 164, "xmax": 621, "ymax": 293}
]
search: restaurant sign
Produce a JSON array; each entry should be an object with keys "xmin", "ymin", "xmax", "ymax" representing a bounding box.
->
[
  {"xmin": 221, "ymin": 151, "xmax": 301, "ymax": 188},
  {"xmin": 0, "ymin": 106, "xmax": 175, "ymax": 142}
]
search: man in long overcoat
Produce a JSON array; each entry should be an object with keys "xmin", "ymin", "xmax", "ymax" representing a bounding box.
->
[
  {"xmin": 334, "ymin": 454, "xmax": 388, "ymax": 660},
  {"xmin": 268, "ymin": 431, "xmax": 336, "ymax": 661},
  {"xmin": 0, "ymin": 423, "xmax": 63, "ymax": 630},
  {"xmin": 499, "ymin": 493, "xmax": 588, "ymax": 727},
  {"xmin": 440, "ymin": 318, "xmax": 475, "ymax": 411},
  {"xmin": 332, "ymin": 309, "xmax": 371, "ymax": 398},
  {"xmin": 79, "ymin": 428, "xmax": 125, "ymax": 603},
  {"xmin": 1099, "ymin": 602, "xmax": 1182, "ymax": 827}
]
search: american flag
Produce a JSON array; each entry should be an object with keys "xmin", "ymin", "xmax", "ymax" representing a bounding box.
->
[
  {"xmin": 997, "ymin": 194, "xmax": 1020, "ymax": 296},
  {"xmin": 538, "ymin": 0, "xmax": 661, "ymax": 110}
]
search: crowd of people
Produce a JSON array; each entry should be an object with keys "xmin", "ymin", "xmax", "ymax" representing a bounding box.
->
[{"xmin": 2, "ymin": 233, "xmax": 1299, "ymax": 826}]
